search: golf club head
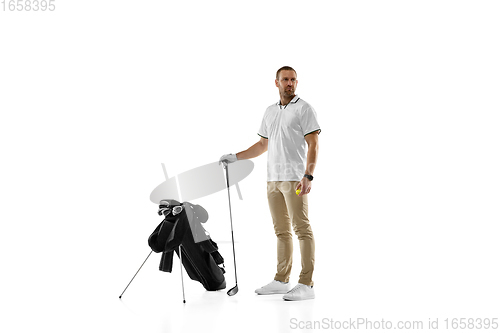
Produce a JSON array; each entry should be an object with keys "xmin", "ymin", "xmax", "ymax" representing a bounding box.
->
[{"xmin": 227, "ymin": 285, "xmax": 238, "ymax": 296}]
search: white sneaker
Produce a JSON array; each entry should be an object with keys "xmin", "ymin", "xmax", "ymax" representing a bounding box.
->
[
  {"xmin": 282, "ymin": 283, "xmax": 315, "ymax": 301},
  {"xmin": 255, "ymin": 280, "xmax": 291, "ymax": 295}
]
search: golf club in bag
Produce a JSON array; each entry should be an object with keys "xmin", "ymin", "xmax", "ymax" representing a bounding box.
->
[{"xmin": 223, "ymin": 162, "xmax": 239, "ymax": 296}]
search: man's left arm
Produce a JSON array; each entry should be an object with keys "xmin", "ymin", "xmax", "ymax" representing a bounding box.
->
[{"xmin": 296, "ymin": 131, "xmax": 319, "ymax": 196}]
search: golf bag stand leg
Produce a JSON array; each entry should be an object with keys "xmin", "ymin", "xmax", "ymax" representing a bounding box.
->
[
  {"xmin": 119, "ymin": 250, "xmax": 153, "ymax": 299},
  {"xmin": 179, "ymin": 245, "xmax": 186, "ymax": 303},
  {"xmin": 223, "ymin": 162, "xmax": 239, "ymax": 296}
]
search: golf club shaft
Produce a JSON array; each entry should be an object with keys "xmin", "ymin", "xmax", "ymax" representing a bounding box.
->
[
  {"xmin": 119, "ymin": 250, "xmax": 153, "ymax": 298},
  {"xmin": 225, "ymin": 164, "xmax": 238, "ymax": 285}
]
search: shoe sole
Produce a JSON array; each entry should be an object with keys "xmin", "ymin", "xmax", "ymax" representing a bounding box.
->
[
  {"xmin": 283, "ymin": 295, "xmax": 315, "ymax": 301},
  {"xmin": 255, "ymin": 290, "xmax": 290, "ymax": 295}
]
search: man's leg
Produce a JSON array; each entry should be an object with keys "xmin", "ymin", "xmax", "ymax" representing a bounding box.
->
[
  {"xmin": 282, "ymin": 181, "xmax": 315, "ymax": 286},
  {"xmin": 267, "ymin": 181, "xmax": 293, "ymax": 283}
]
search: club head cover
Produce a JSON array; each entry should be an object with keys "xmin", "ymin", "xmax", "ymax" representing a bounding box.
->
[
  {"xmin": 158, "ymin": 199, "xmax": 182, "ymax": 216},
  {"xmin": 159, "ymin": 199, "xmax": 181, "ymax": 208}
]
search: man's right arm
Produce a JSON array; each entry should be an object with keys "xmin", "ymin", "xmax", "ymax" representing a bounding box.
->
[{"xmin": 236, "ymin": 137, "xmax": 268, "ymax": 160}]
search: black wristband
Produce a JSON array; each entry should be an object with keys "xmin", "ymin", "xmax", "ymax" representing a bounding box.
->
[{"xmin": 304, "ymin": 174, "xmax": 314, "ymax": 181}]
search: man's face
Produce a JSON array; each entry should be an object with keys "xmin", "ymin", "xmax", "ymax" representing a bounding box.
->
[{"xmin": 275, "ymin": 70, "xmax": 298, "ymax": 98}]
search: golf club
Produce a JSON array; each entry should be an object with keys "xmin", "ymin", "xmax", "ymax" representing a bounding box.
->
[{"xmin": 223, "ymin": 162, "xmax": 238, "ymax": 296}]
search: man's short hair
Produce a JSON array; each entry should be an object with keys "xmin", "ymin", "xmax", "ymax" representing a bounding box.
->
[{"xmin": 276, "ymin": 66, "xmax": 297, "ymax": 80}]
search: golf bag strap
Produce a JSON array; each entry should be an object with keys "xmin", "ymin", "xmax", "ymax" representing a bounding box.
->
[
  {"xmin": 199, "ymin": 239, "xmax": 224, "ymax": 266},
  {"xmin": 211, "ymin": 251, "xmax": 224, "ymax": 266},
  {"xmin": 164, "ymin": 215, "xmax": 189, "ymax": 252},
  {"xmin": 159, "ymin": 251, "xmax": 174, "ymax": 272},
  {"xmin": 148, "ymin": 220, "xmax": 169, "ymax": 253}
]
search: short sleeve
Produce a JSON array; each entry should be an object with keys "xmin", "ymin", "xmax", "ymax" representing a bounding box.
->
[
  {"xmin": 301, "ymin": 106, "xmax": 321, "ymax": 136},
  {"xmin": 258, "ymin": 112, "xmax": 268, "ymax": 139}
]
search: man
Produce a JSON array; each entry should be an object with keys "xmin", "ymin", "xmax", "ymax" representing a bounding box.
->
[{"xmin": 220, "ymin": 66, "xmax": 320, "ymax": 301}]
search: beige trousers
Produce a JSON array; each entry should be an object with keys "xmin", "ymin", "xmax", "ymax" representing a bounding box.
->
[{"xmin": 267, "ymin": 181, "xmax": 315, "ymax": 286}]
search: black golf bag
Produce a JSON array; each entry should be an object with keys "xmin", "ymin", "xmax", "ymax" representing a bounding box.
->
[{"xmin": 148, "ymin": 199, "xmax": 226, "ymax": 291}]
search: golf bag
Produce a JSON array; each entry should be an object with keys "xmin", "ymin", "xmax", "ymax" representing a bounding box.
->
[{"xmin": 148, "ymin": 199, "xmax": 226, "ymax": 291}]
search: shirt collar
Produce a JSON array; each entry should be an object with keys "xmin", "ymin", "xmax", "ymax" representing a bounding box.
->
[{"xmin": 277, "ymin": 95, "xmax": 300, "ymax": 107}]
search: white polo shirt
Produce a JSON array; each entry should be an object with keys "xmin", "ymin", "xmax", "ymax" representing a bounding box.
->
[{"xmin": 258, "ymin": 95, "xmax": 321, "ymax": 181}]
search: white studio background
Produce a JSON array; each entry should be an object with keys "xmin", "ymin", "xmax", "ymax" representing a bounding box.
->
[{"xmin": 1, "ymin": 1, "xmax": 499, "ymax": 332}]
